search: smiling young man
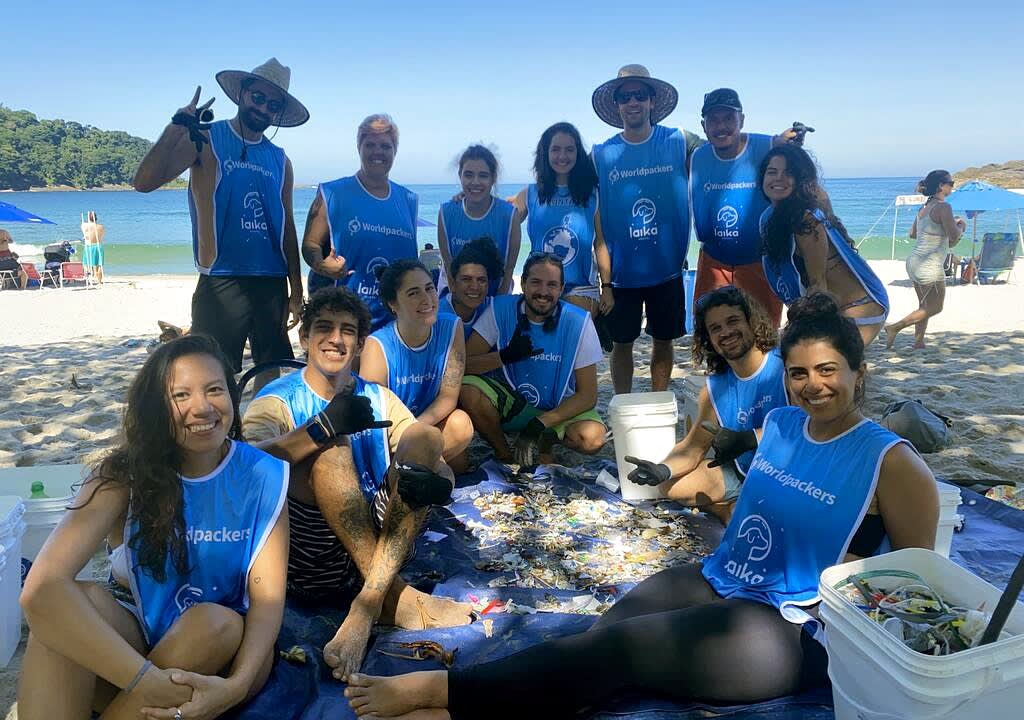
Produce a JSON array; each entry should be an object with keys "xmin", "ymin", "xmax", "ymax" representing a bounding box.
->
[
  {"xmin": 689, "ymin": 88, "xmax": 801, "ymax": 327},
  {"xmin": 624, "ymin": 286, "xmax": 787, "ymax": 524},
  {"xmin": 241, "ymin": 287, "xmax": 472, "ymax": 682},
  {"xmin": 134, "ymin": 58, "xmax": 307, "ymax": 392},
  {"xmin": 590, "ymin": 64, "xmax": 704, "ymax": 395},
  {"xmin": 460, "ymin": 253, "xmax": 606, "ymax": 466}
]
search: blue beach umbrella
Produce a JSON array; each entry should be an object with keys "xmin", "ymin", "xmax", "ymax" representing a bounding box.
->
[
  {"xmin": 416, "ymin": 217, "xmax": 435, "ymax": 228},
  {"xmin": 0, "ymin": 200, "xmax": 56, "ymax": 225},
  {"xmin": 946, "ymin": 180, "xmax": 1024, "ymax": 258}
]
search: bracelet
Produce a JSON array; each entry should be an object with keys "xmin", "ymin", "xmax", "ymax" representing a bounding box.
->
[{"xmin": 125, "ymin": 659, "xmax": 153, "ymax": 693}]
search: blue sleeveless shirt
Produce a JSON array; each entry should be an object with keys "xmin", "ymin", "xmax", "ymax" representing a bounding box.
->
[
  {"xmin": 190, "ymin": 120, "xmax": 287, "ymax": 276},
  {"xmin": 491, "ymin": 296, "xmax": 590, "ymax": 410},
  {"xmin": 439, "ymin": 198, "xmax": 517, "ymax": 296},
  {"xmin": 254, "ymin": 369, "xmax": 392, "ymax": 503},
  {"xmin": 591, "ymin": 125, "xmax": 690, "ymax": 288},
  {"xmin": 125, "ymin": 441, "xmax": 288, "ymax": 644},
  {"xmin": 705, "ymin": 348, "xmax": 788, "ymax": 476},
  {"xmin": 368, "ymin": 314, "xmax": 461, "ymax": 416},
  {"xmin": 439, "ymin": 295, "xmax": 490, "ymax": 340},
  {"xmin": 761, "ymin": 208, "xmax": 890, "ymax": 316},
  {"xmin": 702, "ymin": 407, "xmax": 908, "ymax": 623},
  {"xmin": 690, "ymin": 133, "xmax": 773, "ymax": 266},
  {"xmin": 526, "ymin": 185, "xmax": 598, "ymax": 291},
  {"xmin": 309, "ymin": 176, "xmax": 418, "ymax": 330}
]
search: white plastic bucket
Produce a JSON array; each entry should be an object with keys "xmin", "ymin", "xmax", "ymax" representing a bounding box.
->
[
  {"xmin": 820, "ymin": 548, "xmax": 1024, "ymax": 720},
  {"xmin": 0, "ymin": 465, "xmax": 97, "ymax": 580},
  {"xmin": 678, "ymin": 375, "xmax": 704, "ymax": 437},
  {"xmin": 0, "ymin": 496, "xmax": 26, "ymax": 667},
  {"xmin": 608, "ymin": 392, "xmax": 679, "ymax": 500},
  {"xmin": 935, "ymin": 480, "xmax": 963, "ymax": 558}
]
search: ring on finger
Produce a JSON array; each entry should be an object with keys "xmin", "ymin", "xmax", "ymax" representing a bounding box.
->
[{"xmin": 174, "ymin": 709, "xmax": 183, "ymax": 720}]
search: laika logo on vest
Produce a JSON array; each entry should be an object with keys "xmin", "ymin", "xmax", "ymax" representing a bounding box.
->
[
  {"xmin": 174, "ymin": 583, "xmax": 204, "ymax": 613},
  {"xmin": 630, "ymin": 198, "xmax": 658, "ymax": 239},
  {"xmin": 724, "ymin": 514, "xmax": 771, "ymax": 584},
  {"xmin": 241, "ymin": 192, "xmax": 268, "ymax": 232},
  {"xmin": 518, "ymin": 383, "xmax": 541, "ymax": 406},
  {"xmin": 543, "ymin": 216, "xmax": 579, "ymax": 266},
  {"xmin": 715, "ymin": 205, "xmax": 740, "ymax": 239}
]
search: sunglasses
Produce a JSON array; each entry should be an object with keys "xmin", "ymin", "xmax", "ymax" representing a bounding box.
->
[
  {"xmin": 614, "ymin": 89, "xmax": 652, "ymax": 104},
  {"xmin": 526, "ymin": 251, "xmax": 564, "ymax": 263},
  {"xmin": 248, "ymin": 90, "xmax": 285, "ymax": 114}
]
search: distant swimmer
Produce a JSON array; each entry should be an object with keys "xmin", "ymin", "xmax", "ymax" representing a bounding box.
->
[
  {"xmin": 361, "ymin": 259, "xmax": 475, "ymax": 472},
  {"xmin": 884, "ymin": 171, "xmax": 965, "ymax": 350},
  {"xmin": 133, "ymin": 58, "xmax": 308, "ymax": 392},
  {"xmin": 302, "ymin": 114, "xmax": 419, "ymax": 331},
  {"xmin": 758, "ymin": 144, "xmax": 890, "ymax": 345},
  {"xmin": 690, "ymin": 88, "xmax": 805, "ymax": 326},
  {"xmin": 590, "ymin": 64, "xmax": 702, "ymax": 394},
  {"xmin": 80, "ymin": 210, "xmax": 105, "ymax": 283},
  {"xmin": 437, "ymin": 145, "xmax": 520, "ymax": 297},
  {"xmin": 461, "ymin": 252, "xmax": 606, "ymax": 467}
]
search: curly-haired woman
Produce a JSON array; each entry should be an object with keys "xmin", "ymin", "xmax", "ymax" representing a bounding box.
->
[{"xmin": 18, "ymin": 335, "xmax": 289, "ymax": 720}]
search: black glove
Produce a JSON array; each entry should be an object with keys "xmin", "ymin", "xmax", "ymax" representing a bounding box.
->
[
  {"xmin": 701, "ymin": 421, "xmax": 757, "ymax": 468},
  {"xmin": 513, "ymin": 417, "xmax": 547, "ymax": 467},
  {"xmin": 396, "ymin": 463, "xmax": 452, "ymax": 509},
  {"xmin": 171, "ymin": 109, "xmax": 214, "ymax": 154},
  {"xmin": 499, "ymin": 326, "xmax": 544, "ymax": 366},
  {"xmin": 311, "ymin": 385, "xmax": 391, "ymax": 443},
  {"xmin": 624, "ymin": 456, "xmax": 672, "ymax": 486}
]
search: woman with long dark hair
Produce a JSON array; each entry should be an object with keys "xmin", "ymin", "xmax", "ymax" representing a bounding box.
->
[
  {"xmin": 884, "ymin": 170, "xmax": 965, "ymax": 349},
  {"xmin": 18, "ymin": 335, "xmax": 289, "ymax": 720},
  {"xmin": 758, "ymin": 144, "xmax": 889, "ymax": 345},
  {"xmin": 342, "ymin": 292, "xmax": 938, "ymax": 719},
  {"xmin": 513, "ymin": 122, "xmax": 605, "ymax": 315}
]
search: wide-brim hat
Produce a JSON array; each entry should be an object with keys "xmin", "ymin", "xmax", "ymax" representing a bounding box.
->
[
  {"xmin": 592, "ymin": 64, "xmax": 678, "ymax": 129},
  {"xmin": 216, "ymin": 57, "xmax": 310, "ymax": 128}
]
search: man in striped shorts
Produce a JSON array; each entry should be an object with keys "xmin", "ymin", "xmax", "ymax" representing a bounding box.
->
[{"xmin": 243, "ymin": 287, "xmax": 473, "ymax": 682}]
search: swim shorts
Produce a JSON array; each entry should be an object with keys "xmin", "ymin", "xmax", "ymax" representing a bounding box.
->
[
  {"xmin": 462, "ymin": 374, "xmax": 605, "ymax": 438},
  {"xmin": 82, "ymin": 243, "xmax": 104, "ymax": 268},
  {"xmin": 694, "ymin": 251, "xmax": 783, "ymax": 328},
  {"xmin": 606, "ymin": 275, "xmax": 686, "ymax": 343}
]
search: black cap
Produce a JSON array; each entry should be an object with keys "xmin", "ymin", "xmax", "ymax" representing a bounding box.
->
[{"xmin": 701, "ymin": 88, "xmax": 743, "ymax": 116}]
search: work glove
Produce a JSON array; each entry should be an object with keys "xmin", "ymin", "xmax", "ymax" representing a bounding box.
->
[
  {"xmin": 396, "ymin": 463, "xmax": 453, "ymax": 509},
  {"xmin": 311, "ymin": 380, "xmax": 392, "ymax": 442},
  {"xmin": 513, "ymin": 417, "xmax": 547, "ymax": 468},
  {"xmin": 499, "ymin": 326, "xmax": 544, "ymax": 366},
  {"xmin": 624, "ymin": 456, "xmax": 672, "ymax": 486},
  {"xmin": 701, "ymin": 421, "xmax": 758, "ymax": 469}
]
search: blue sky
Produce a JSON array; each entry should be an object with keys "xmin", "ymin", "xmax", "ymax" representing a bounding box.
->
[{"xmin": 4, "ymin": 0, "xmax": 1022, "ymax": 185}]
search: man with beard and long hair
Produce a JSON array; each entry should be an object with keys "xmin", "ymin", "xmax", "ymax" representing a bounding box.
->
[
  {"xmin": 460, "ymin": 253, "xmax": 606, "ymax": 466},
  {"xmin": 134, "ymin": 58, "xmax": 308, "ymax": 392},
  {"xmin": 624, "ymin": 286, "xmax": 787, "ymax": 524}
]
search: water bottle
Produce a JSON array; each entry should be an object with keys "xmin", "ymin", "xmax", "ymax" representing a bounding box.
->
[{"xmin": 29, "ymin": 481, "xmax": 48, "ymax": 499}]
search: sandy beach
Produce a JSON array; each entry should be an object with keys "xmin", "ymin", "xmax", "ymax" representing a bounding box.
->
[{"xmin": 1, "ymin": 260, "xmax": 1022, "ymax": 714}]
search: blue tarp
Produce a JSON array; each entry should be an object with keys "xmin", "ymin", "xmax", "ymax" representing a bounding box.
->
[{"xmin": 229, "ymin": 467, "xmax": 1024, "ymax": 720}]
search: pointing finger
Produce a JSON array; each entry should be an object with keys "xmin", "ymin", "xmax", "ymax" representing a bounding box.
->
[{"xmin": 623, "ymin": 455, "xmax": 644, "ymax": 466}]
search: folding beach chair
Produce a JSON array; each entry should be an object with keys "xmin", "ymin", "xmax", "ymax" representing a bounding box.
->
[
  {"xmin": 0, "ymin": 268, "xmax": 15, "ymax": 290},
  {"xmin": 977, "ymin": 233, "xmax": 1018, "ymax": 284},
  {"xmin": 60, "ymin": 261, "xmax": 94, "ymax": 288},
  {"xmin": 20, "ymin": 262, "xmax": 49, "ymax": 289}
]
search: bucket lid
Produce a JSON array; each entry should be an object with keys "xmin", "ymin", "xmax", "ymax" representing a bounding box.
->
[
  {"xmin": 608, "ymin": 391, "xmax": 678, "ymax": 415},
  {"xmin": 0, "ymin": 496, "xmax": 26, "ymax": 539}
]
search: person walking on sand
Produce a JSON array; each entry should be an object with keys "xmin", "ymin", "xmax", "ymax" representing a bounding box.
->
[
  {"xmin": 133, "ymin": 58, "xmax": 308, "ymax": 392},
  {"xmin": 590, "ymin": 64, "xmax": 703, "ymax": 395},
  {"xmin": 80, "ymin": 211, "xmax": 105, "ymax": 283},
  {"xmin": 884, "ymin": 171, "xmax": 965, "ymax": 350}
]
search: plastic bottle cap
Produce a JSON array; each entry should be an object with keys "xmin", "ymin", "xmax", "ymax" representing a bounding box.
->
[{"xmin": 30, "ymin": 480, "xmax": 48, "ymax": 499}]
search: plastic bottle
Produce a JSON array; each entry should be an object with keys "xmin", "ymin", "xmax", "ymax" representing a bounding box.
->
[{"xmin": 29, "ymin": 481, "xmax": 48, "ymax": 499}]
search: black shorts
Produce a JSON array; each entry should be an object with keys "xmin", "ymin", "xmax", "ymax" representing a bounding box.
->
[
  {"xmin": 606, "ymin": 275, "xmax": 686, "ymax": 343},
  {"xmin": 190, "ymin": 275, "xmax": 294, "ymax": 372}
]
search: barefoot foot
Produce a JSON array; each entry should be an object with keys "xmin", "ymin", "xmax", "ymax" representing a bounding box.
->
[
  {"xmin": 345, "ymin": 671, "xmax": 448, "ymax": 718},
  {"xmin": 392, "ymin": 588, "xmax": 473, "ymax": 630},
  {"xmin": 325, "ymin": 600, "xmax": 376, "ymax": 681},
  {"xmin": 884, "ymin": 323, "xmax": 899, "ymax": 350}
]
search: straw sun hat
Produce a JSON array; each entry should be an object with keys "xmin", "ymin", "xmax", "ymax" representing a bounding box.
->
[
  {"xmin": 216, "ymin": 57, "xmax": 310, "ymax": 128},
  {"xmin": 592, "ymin": 64, "xmax": 678, "ymax": 129}
]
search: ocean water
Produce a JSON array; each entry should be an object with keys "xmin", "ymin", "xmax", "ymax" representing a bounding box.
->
[{"xmin": 3, "ymin": 179, "xmax": 1021, "ymax": 276}]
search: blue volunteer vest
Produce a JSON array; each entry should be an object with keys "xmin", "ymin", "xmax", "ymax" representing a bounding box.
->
[
  {"xmin": 254, "ymin": 369, "xmax": 391, "ymax": 502},
  {"xmin": 369, "ymin": 314, "xmax": 461, "ymax": 416},
  {"xmin": 690, "ymin": 134, "xmax": 773, "ymax": 266},
  {"xmin": 526, "ymin": 185, "xmax": 598, "ymax": 292},
  {"xmin": 761, "ymin": 208, "xmax": 890, "ymax": 315},
  {"xmin": 491, "ymin": 295, "xmax": 590, "ymax": 410},
  {"xmin": 125, "ymin": 441, "xmax": 288, "ymax": 644},
  {"xmin": 190, "ymin": 120, "xmax": 287, "ymax": 276},
  {"xmin": 439, "ymin": 198, "xmax": 516, "ymax": 296},
  {"xmin": 309, "ymin": 176, "xmax": 418, "ymax": 330},
  {"xmin": 439, "ymin": 295, "xmax": 490, "ymax": 340},
  {"xmin": 705, "ymin": 348, "xmax": 788, "ymax": 475},
  {"xmin": 702, "ymin": 407, "xmax": 907, "ymax": 622},
  {"xmin": 591, "ymin": 125, "xmax": 690, "ymax": 288}
]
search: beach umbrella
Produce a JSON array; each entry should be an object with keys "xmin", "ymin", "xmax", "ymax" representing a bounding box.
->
[
  {"xmin": 0, "ymin": 200, "xmax": 56, "ymax": 225},
  {"xmin": 946, "ymin": 180, "xmax": 1024, "ymax": 260},
  {"xmin": 416, "ymin": 217, "xmax": 435, "ymax": 228}
]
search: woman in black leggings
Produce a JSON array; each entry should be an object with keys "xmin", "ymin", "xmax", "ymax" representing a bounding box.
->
[{"xmin": 345, "ymin": 295, "xmax": 939, "ymax": 720}]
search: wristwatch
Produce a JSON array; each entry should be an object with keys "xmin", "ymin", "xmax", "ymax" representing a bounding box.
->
[{"xmin": 305, "ymin": 417, "xmax": 331, "ymax": 446}]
